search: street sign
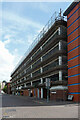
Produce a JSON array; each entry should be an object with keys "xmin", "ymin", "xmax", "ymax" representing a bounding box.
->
[
  {"xmin": 68, "ymin": 95, "xmax": 73, "ymax": 101},
  {"xmin": 46, "ymin": 78, "xmax": 50, "ymax": 87}
]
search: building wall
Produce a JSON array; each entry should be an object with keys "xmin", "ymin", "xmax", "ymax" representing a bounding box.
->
[
  {"xmin": 32, "ymin": 88, "xmax": 38, "ymax": 97},
  {"xmin": 23, "ymin": 90, "xmax": 29, "ymax": 96},
  {"xmin": 50, "ymin": 90, "xmax": 68, "ymax": 101},
  {"xmin": 7, "ymin": 83, "xmax": 11, "ymax": 94},
  {"xmin": 67, "ymin": 2, "xmax": 80, "ymax": 102}
]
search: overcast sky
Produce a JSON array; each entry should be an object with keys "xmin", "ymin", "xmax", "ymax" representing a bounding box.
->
[{"xmin": 0, "ymin": 1, "xmax": 72, "ymax": 82}]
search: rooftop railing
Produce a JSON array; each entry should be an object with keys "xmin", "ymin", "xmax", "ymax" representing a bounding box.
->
[{"xmin": 11, "ymin": 11, "xmax": 67, "ymax": 76}]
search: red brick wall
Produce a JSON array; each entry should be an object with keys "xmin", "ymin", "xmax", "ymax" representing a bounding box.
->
[
  {"xmin": 68, "ymin": 56, "xmax": 80, "ymax": 68},
  {"xmin": 67, "ymin": 3, "xmax": 79, "ymax": 19},
  {"xmin": 68, "ymin": 28, "xmax": 79, "ymax": 43},
  {"xmin": 68, "ymin": 75, "xmax": 80, "ymax": 85},
  {"xmin": 67, "ymin": 18, "xmax": 80, "ymax": 35},
  {"xmin": 67, "ymin": 10, "xmax": 79, "ymax": 27},
  {"xmin": 68, "ymin": 47, "xmax": 79, "ymax": 60},
  {"xmin": 68, "ymin": 66, "xmax": 80, "ymax": 76},
  {"xmin": 70, "ymin": 94, "xmax": 80, "ymax": 102},
  {"xmin": 67, "ymin": 2, "xmax": 80, "ymax": 102},
  {"xmin": 50, "ymin": 90, "xmax": 68, "ymax": 101},
  {"xmin": 23, "ymin": 90, "xmax": 29, "ymax": 96},
  {"xmin": 68, "ymin": 38, "xmax": 79, "ymax": 52},
  {"xmin": 32, "ymin": 88, "xmax": 38, "ymax": 97},
  {"xmin": 68, "ymin": 85, "xmax": 80, "ymax": 93}
]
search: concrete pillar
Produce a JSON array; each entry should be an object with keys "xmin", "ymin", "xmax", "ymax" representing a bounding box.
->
[
  {"xmin": 59, "ymin": 56, "xmax": 62, "ymax": 81},
  {"xmin": 58, "ymin": 27, "xmax": 61, "ymax": 35},
  {"xmin": 41, "ymin": 78, "xmax": 43, "ymax": 99},
  {"xmin": 24, "ymin": 70, "xmax": 26, "ymax": 73},
  {"xmin": 31, "ymin": 73, "xmax": 32, "ymax": 78},
  {"xmin": 31, "ymin": 81, "xmax": 32, "ymax": 86},
  {"xmin": 40, "ymin": 46, "xmax": 42, "ymax": 50},
  {"xmin": 41, "ymin": 88, "xmax": 43, "ymax": 99},
  {"xmin": 59, "ymin": 70, "xmax": 62, "ymax": 81},
  {"xmin": 31, "ymin": 57, "xmax": 32, "ymax": 60},
  {"xmin": 59, "ymin": 40, "xmax": 62, "ymax": 81},
  {"xmin": 41, "ymin": 57, "xmax": 43, "ymax": 62},
  {"xmin": 41, "ymin": 67, "xmax": 43, "ymax": 73},
  {"xmin": 24, "ymin": 83, "xmax": 26, "ymax": 87},
  {"xmin": 31, "ymin": 65, "xmax": 32, "ymax": 69},
  {"xmin": 59, "ymin": 41, "xmax": 62, "ymax": 50},
  {"xmin": 59, "ymin": 56, "xmax": 62, "ymax": 65},
  {"xmin": 37, "ymin": 88, "xmax": 40, "ymax": 98}
]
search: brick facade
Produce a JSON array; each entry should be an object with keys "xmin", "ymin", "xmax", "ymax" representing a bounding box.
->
[
  {"xmin": 64, "ymin": 1, "xmax": 80, "ymax": 102},
  {"xmin": 50, "ymin": 90, "xmax": 68, "ymax": 101}
]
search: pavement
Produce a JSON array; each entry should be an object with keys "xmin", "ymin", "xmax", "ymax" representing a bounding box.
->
[{"xmin": 1, "ymin": 94, "xmax": 80, "ymax": 119}]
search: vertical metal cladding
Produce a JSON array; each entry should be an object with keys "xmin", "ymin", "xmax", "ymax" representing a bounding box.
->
[{"xmin": 64, "ymin": 1, "xmax": 80, "ymax": 102}]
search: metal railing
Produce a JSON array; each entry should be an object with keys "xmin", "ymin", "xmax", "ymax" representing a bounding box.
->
[{"xmin": 11, "ymin": 12, "xmax": 66, "ymax": 75}]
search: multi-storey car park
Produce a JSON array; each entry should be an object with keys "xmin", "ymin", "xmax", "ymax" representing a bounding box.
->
[
  {"xmin": 10, "ymin": 0, "xmax": 80, "ymax": 102},
  {"xmin": 10, "ymin": 10, "xmax": 68, "ymax": 101}
]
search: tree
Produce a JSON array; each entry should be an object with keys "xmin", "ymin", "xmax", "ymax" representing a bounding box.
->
[{"xmin": 3, "ymin": 86, "xmax": 7, "ymax": 93}]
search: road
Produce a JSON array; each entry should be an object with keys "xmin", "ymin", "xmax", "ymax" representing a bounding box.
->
[{"xmin": 1, "ymin": 94, "xmax": 79, "ymax": 119}]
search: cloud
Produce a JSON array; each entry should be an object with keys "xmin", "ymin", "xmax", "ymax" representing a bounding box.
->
[
  {"xmin": 35, "ymin": 3, "xmax": 51, "ymax": 13},
  {"xmin": 2, "ymin": 11, "xmax": 43, "ymax": 30},
  {"xmin": 0, "ymin": 41, "xmax": 22, "ymax": 82},
  {"xmin": 13, "ymin": 39, "xmax": 25, "ymax": 44},
  {"xmin": 1, "ymin": 10, "xmax": 43, "ymax": 46},
  {"xmin": 27, "ymin": 34, "xmax": 36, "ymax": 45},
  {"xmin": 0, "ymin": 5, "xmax": 44, "ymax": 82},
  {"xmin": 3, "ymin": 35, "xmax": 11, "ymax": 45}
]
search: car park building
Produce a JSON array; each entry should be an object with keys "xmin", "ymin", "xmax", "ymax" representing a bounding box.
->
[{"xmin": 10, "ymin": 0, "xmax": 80, "ymax": 102}]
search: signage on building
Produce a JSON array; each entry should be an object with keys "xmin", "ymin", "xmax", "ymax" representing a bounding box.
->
[
  {"xmin": 51, "ymin": 91, "xmax": 56, "ymax": 94},
  {"xmin": 68, "ymin": 95, "xmax": 73, "ymax": 101}
]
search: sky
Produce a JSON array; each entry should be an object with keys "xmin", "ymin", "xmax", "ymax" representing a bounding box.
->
[{"xmin": 0, "ymin": 1, "xmax": 72, "ymax": 82}]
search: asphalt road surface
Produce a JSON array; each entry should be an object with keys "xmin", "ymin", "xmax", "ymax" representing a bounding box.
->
[
  {"xmin": 2, "ymin": 94, "xmax": 42, "ymax": 107},
  {"xmin": 1, "ymin": 94, "xmax": 79, "ymax": 119}
]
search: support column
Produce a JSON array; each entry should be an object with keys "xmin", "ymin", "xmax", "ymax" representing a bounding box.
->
[
  {"xmin": 40, "ymin": 67, "xmax": 43, "ymax": 73},
  {"xmin": 31, "ymin": 81, "xmax": 32, "ymax": 86},
  {"xmin": 31, "ymin": 81, "xmax": 33, "ymax": 96},
  {"xmin": 31, "ymin": 65, "xmax": 32, "ymax": 69},
  {"xmin": 59, "ymin": 71, "xmax": 62, "ymax": 81},
  {"xmin": 59, "ymin": 40, "xmax": 62, "ymax": 81},
  {"xmin": 58, "ymin": 27, "xmax": 61, "ymax": 35},
  {"xmin": 37, "ymin": 88, "xmax": 40, "ymax": 98},
  {"xmin": 41, "ymin": 78, "xmax": 43, "ymax": 99},
  {"xmin": 40, "ymin": 46, "xmax": 42, "ymax": 50},
  {"xmin": 41, "ymin": 57, "xmax": 43, "ymax": 62},
  {"xmin": 59, "ymin": 56, "xmax": 62, "ymax": 81},
  {"xmin": 31, "ymin": 57, "xmax": 32, "ymax": 60},
  {"xmin": 59, "ymin": 41, "xmax": 62, "ymax": 50},
  {"xmin": 31, "ymin": 73, "xmax": 32, "ymax": 78},
  {"xmin": 24, "ymin": 83, "xmax": 26, "ymax": 87}
]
